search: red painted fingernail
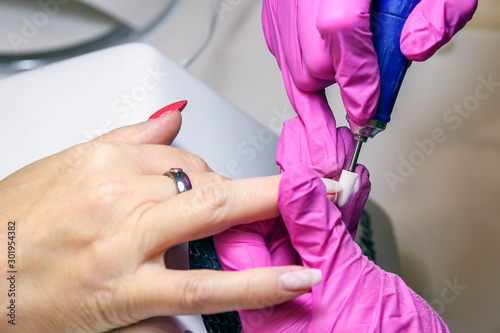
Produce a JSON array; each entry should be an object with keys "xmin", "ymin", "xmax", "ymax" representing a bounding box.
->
[{"xmin": 149, "ymin": 100, "xmax": 187, "ymax": 119}]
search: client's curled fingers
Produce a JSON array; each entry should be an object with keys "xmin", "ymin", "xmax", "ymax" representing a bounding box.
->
[
  {"xmin": 131, "ymin": 266, "xmax": 322, "ymax": 316},
  {"xmin": 99, "ymin": 109, "xmax": 182, "ymax": 145},
  {"xmin": 104, "ymin": 143, "xmax": 213, "ymax": 176},
  {"xmin": 136, "ymin": 145, "xmax": 214, "ymax": 175},
  {"xmin": 140, "ymin": 176, "xmax": 281, "ymax": 252}
]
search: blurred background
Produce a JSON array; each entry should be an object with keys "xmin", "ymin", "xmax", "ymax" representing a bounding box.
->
[{"xmin": 0, "ymin": 1, "xmax": 499, "ymax": 331}]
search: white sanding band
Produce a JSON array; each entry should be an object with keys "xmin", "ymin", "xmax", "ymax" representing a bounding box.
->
[{"xmin": 337, "ymin": 170, "xmax": 358, "ymax": 207}]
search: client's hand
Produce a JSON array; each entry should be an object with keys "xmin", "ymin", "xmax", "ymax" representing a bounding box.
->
[{"xmin": 0, "ymin": 108, "xmax": 319, "ymax": 333}]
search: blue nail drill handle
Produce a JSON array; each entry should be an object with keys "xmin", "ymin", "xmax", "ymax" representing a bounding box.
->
[{"xmin": 370, "ymin": 0, "xmax": 421, "ymax": 124}]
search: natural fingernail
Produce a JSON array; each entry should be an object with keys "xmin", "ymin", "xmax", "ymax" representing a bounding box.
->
[
  {"xmin": 279, "ymin": 269, "xmax": 322, "ymax": 291},
  {"xmin": 149, "ymin": 100, "xmax": 188, "ymax": 119},
  {"xmin": 321, "ymin": 178, "xmax": 342, "ymax": 194}
]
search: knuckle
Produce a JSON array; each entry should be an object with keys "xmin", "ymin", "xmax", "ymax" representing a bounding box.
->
[
  {"xmin": 206, "ymin": 172, "xmax": 230, "ymax": 184},
  {"xmin": 188, "ymin": 154, "xmax": 211, "ymax": 172},
  {"xmin": 88, "ymin": 142, "xmax": 124, "ymax": 163},
  {"xmin": 291, "ymin": 69, "xmax": 321, "ymax": 92},
  {"xmin": 61, "ymin": 141, "xmax": 95, "ymax": 169},
  {"xmin": 83, "ymin": 176, "xmax": 130, "ymax": 209},
  {"xmin": 68, "ymin": 141, "xmax": 124, "ymax": 169},
  {"xmin": 90, "ymin": 289, "xmax": 115, "ymax": 327},
  {"xmin": 81, "ymin": 173, "xmax": 132, "ymax": 211},
  {"xmin": 62, "ymin": 141, "xmax": 134, "ymax": 212},
  {"xmin": 181, "ymin": 274, "xmax": 211, "ymax": 313},
  {"xmin": 168, "ymin": 146, "xmax": 212, "ymax": 172},
  {"xmin": 316, "ymin": 7, "xmax": 366, "ymax": 34},
  {"xmin": 192, "ymin": 183, "xmax": 228, "ymax": 222}
]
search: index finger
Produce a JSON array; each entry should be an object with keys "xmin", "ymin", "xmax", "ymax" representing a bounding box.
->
[{"xmin": 139, "ymin": 175, "xmax": 281, "ymax": 254}]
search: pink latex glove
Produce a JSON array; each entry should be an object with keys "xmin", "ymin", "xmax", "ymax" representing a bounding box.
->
[
  {"xmin": 214, "ymin": 1, "xmax": 475, "ymax": 330},
  {"xmin": 262, "ymin": 0, "xmax": 477, "ymax": 177},
  {"xmin": 214, "ymin": 160, "xmax": 449, "ymax": 332},
  {"xmin": 214, "ymin": 126, "xmax": 370, "ymax": 332}
]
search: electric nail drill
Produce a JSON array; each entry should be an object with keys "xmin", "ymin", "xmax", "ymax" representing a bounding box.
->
[{"xmin": 337, "ymin": 0, "xmax": 421, "ymax": 207}]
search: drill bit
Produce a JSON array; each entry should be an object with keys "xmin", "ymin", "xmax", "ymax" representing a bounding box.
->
[
  {"xmin": 337, "ymin": 135, "xmax": 365, "ymax": 207},
  {"xmin": 348, "ymin": 135, "xmax": 365, "ymax": 172}
]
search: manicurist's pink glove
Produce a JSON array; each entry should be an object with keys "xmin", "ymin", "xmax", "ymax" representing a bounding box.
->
[
  {"xmin": 401, "ymin": 0, "xmax": 478, "ymax": 61},
  {"xmin": 214, "ymin": 1, "xmax": 475, "ymax": 331},
  {"xmin": 261, "ymin": 0, "xmax": 477, "ymax": 175},
  {"xmin": 214, "ymin": 161, "xmax": 449, "ymax": 332},
  {"xmin": 214, "ymin": 126, "xmax": 372, "ymax": 332}
]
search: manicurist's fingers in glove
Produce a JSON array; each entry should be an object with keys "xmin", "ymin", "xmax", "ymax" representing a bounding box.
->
[
  {"xmin": 0, "ymin": 102, "xmax": 319, "ymax": 333},
  {"xmin": 262, "ymin": 0, "xmax": 477, "ymax": 131},
  {"xmin": 262, "ymin": 0, "xmax": 380, "ymax": 130},
  {"xmin": 262, "ymin": 0, "xmax": 377, "ymax": 177},
  {"xmin": 401, "ymin": 0, "xmax": 477, "ymax": 61}
]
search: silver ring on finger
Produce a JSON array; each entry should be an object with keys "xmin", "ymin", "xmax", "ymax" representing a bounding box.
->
[{"xmin": 164, "ymin": 167, "xmax": 192, "ymax": 194}]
